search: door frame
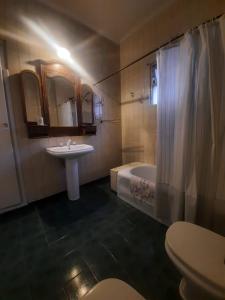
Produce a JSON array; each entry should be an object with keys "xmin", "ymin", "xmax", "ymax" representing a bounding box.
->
[{"xmin": 0, "ymin": 41, "xmax": 27, "ymax": 213}]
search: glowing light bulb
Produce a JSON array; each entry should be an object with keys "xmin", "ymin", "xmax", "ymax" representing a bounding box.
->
[{"xmin": 56, "ymin": 47, "xmax": 71, "ymax": 60}]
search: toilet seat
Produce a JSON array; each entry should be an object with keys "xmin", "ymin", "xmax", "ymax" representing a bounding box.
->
[{"xmin": 165, "ymin": 222, "xmax": 225, "ymax": 299}]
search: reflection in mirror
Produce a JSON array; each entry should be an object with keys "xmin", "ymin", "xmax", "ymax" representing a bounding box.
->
[
  {"xmin": 21, "ymin": 71, "xmax": 42, "ymax": 124},
  {"xmin": 46, "ymin": 76, "xmax": 78, "ymax": 127},
  {"xmin": 81, "ymin": 84, "xmax": 94, "ymax": 124}
]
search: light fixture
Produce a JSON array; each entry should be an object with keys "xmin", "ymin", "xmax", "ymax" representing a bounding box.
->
[
  {"xmin": 56, "ymin": 46, "xmax": 71, "ymax": 61},
  {"xmin": 21, "ymin": 17, "xmax": 93, "ymax": 82}
]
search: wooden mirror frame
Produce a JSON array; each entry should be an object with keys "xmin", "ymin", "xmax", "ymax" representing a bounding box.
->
[
  {"xmin": 20, "ymin": 70, "xmax": 49, "ymax": 138},
  {"xmin": 20, "ymin": 60, "xmax": 96, "ymax": 138},
  {"xmin": 39, "ymin": 62, "xmax": 82, "ymax": 136},
  {"xmin": 20, "ymin": 70, "xmax": 42, "ymax": 125}
]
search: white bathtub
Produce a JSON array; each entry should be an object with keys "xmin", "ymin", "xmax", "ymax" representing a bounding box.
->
[
  {"xmin": 117, "ymin": 163, "xmax": 157, "ymax": 218},
  {"xmin": 130, "ymin": 164, "xmax": 156, "ymax": 181}
]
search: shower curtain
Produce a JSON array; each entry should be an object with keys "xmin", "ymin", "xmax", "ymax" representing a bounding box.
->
[{"xmin": 155, "ymin": 15, "xmax": 225, "ymax": 234}]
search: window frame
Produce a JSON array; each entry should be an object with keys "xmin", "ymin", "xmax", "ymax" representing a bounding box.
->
[{"xmin": 149, "ymin": 62, "xmax": 158, "ymax": 105}]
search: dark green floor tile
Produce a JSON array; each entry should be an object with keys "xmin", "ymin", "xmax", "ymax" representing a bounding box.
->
[
  {"xmin": 30, "ymin": 285, "xmax": 68, "ymax": 300},
  {"xmin": 0, "ymin": 261, "xmax": 28, "ymax": 291},
  {"xmin": 0, "ymin": 178, "xmax": 181, "ymax": 300},
  {"xmin": 24, "ymin": 247, "xmax": 62, "ymax": 278},
  {"xmin": 22, "ymin": 232, "xmax": 48, "ymax": 259},
  {"xmin": 81, "ymin": 242, "xmax": 120, "ymax": 281},
  {"xmin": 45, "ymin": 227, "xmax": 70, "ymax": 244},
  {"xmin": 0, "ymin": 285, "xmax": 32, "ymax": 300},
  {"xmin": 100, "ymin": 232, "xmax": 137, "ymax": 269},
  {"xmin": 29, "ymin": 264, "xmax": 66, "ymax": 299},
  {"xmin": 0, "ymin": 242, "xmax": 23, "ymax": 272},
  {"xmin": 58, "ymin": 250, "xmax": 89, "ymax": 283},
  {"xmin": 49, "ymin": 234, "xmax": 83, "ymax": 257},
  {"xmin": 65, "ymin": 269, "xmax": 97, "ymax": 300}
]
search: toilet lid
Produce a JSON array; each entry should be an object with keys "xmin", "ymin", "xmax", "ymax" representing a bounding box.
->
[
  {"xmin": 79, "ymin": 279, "xmax": 145, "ymax": 300},
  {"xmin": 166, "ymin": 222, "xmax": 225, "ymax": 293}
]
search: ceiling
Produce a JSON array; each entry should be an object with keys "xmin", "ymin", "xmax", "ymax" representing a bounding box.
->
[{"xmin": 39, "ymin": 0, "xmax": 174, "ymax": 44}]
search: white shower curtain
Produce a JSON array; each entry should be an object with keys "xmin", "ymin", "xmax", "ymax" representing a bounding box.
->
[{"xmin": 155, "ymin": 15, "xmax": 225, "ymax": 234}]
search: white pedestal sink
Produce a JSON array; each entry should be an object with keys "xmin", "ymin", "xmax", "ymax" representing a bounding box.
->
[{"xmin": 46, "ymin": 144, "xmax": 94, "ymax": 200}]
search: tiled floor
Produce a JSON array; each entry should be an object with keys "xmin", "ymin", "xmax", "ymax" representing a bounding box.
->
[{"xmin": 0, "ymin": 178, "xmax": 181, "ymax": 300}]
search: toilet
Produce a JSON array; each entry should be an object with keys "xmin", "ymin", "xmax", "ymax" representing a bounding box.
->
[
  {"xmin": 165, "ymin": 221, "xmax": 225, "ymax": 300},
  {"xmin": 79, "ymin": 278, "xmax": 145, "ymax": 300}
]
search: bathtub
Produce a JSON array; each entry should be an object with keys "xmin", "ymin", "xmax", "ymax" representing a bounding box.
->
[{"xmin": 117, "ymin": 163, "xmax": 157, "ymax": 218}]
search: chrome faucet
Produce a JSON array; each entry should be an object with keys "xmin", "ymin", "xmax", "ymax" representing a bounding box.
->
[{"xmin": 66, "ymin": 139, "xmax": 72, "ymax": 149}]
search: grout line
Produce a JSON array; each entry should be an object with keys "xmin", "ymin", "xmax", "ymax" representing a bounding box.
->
[
  {"xmin": 35, "ymin": 205, "xmax": 49, "ymax": 247},
  {"xmin": 79, "ymin": 254, "xmax": 99, "ymax": 282},
  {"xmin": 99, "ymin": 241, "xmax": 118, "ymax": 265}
]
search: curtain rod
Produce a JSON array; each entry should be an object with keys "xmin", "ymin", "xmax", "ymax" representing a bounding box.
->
[{"xmin": 94, "ymin": 13, "xmax": 223, "ymax": 86}]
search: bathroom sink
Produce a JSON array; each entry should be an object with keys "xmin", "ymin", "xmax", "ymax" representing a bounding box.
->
[
  {"xmin": 46, "ymin": 144, "xmax": 94, "ymax": 159},
  {"xmin": 46, "ymin": 144, "xmax": 94, "ymax": 201}
]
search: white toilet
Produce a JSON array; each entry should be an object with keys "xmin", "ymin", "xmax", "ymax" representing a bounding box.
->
[{"xmin": 165, "ymin": 221, "xmax": 225, "ymax": 300}]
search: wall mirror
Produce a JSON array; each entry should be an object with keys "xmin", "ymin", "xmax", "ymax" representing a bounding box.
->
[
  {"xmin": 80, "ymin": 84, "xmax": 94, "ymax": 124},
  {"xmin": 20, "ymin": 61, "xmax": 96, "ymax": 138},
  {"xmin": 46, "ymin": 76, "xmax": 78, "ymax": 127},
  {"xmin": 20, "ymin": 70, "xmax": 43, "ymax": 124}
]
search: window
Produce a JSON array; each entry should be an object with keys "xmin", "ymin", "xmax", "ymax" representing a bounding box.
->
[
  {"xmin": 93, "ymin": 93, "xmax": 103, "ymax": 121},
  {"xmin": 150, "ymin": 63, "xmax": 158, "ymax": 105}
]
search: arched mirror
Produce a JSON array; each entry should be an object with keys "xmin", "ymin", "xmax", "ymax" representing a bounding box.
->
[
  {"xmin": 41, "ymin": 62, "xmax": 81, "ymax": 134},
  {"xmin": 46, "ymin": 76, "xmax": 78, "ymax": 127},
  {"xmin": 20, "ymin": 61, "xmax": 96, "ymax": 138},
  {"xmin": 80, "ymin": 84, "xmax": 94, "ymax": 124},
  {"xmin": 20, "ymin": 70, "xmax": 43, "ymax": 125}
]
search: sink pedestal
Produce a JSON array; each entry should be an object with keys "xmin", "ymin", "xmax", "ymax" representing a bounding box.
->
[
  {"xmin": 46, "ymin": 144, "xmax": 94, "ymax": 201},
  {"xmin": 66, "ymin": 158, "xmax": 79, "ymax": 200}
]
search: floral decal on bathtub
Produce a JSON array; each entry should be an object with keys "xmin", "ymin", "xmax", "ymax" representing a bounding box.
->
[{"xmin": 130, "ymin": 176, "xmax": 155, "ymax": 204}]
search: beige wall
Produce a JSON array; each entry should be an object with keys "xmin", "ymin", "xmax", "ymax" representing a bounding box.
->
[
  {"xmin": 120, "ymin": 0, "xmax": 225, "ymax": 165},
  {"xmin": 0, "ymin": 0, "xmax": 121, "ymax": 202}
]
